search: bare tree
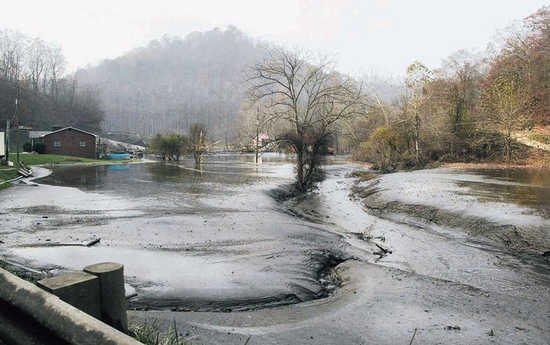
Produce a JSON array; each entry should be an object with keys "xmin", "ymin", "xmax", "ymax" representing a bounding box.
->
[
  {"xmin": 47, "ymin": 44, "xmax": 66, "ymax": 100},
  {"xmin": 233, "ymin": 100, "xmax": 273, "ymax": 162},
  {"xmin": 404, "ymin": 61, "xmax": 433, "ymax": 164},
  {"xmin": 248, "ymin": 48, "xmax": 366, "ymax": 192},
  {"xmin": 187, "ymin": 123, "xmax": 207, "ymax": 168},
  {"xmin": 27, "ymin": 38, "xmax": 48, "ymax": 91},
  {"xmin": 481, "ymin": 71, "xmax": 529, "ymax": 161},
  {"xmin": 0, "ymin": 29, "xmax": 26, "ymax": 81}
]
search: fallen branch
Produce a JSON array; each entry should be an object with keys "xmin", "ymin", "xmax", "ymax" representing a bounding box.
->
[
  {"xmin": 0, "ymin": 176, "xmax": 23, "ymax": 185},
  {"xmin": 374, "ymin": 242, "xmax": 392, "ymax": 254},
  {"xmin": 0, "ymin": 258, "xmax": 47, "ymax": 277},
  {"xmin": 409, "ymin": 328, "xmax": 417, "ymax": 345},
  {"xmin": 85, "ymin": 238, "xmax": 101, "ymax": 247}
]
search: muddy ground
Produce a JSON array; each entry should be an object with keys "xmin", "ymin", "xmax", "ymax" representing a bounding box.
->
[{"xmin": 0, "ymin": 154, "xmax": 549, "ymax": 344}]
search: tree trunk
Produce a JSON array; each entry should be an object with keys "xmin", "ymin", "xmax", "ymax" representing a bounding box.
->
[
  {"xmin": 414, "ymin": 114, "xmax": 420, "ymax": 165},
  {"xmin": 505, "ymin": 135, "xmax": 512, "ymax": 163},
  {"xmin": 255, "ymin": 124, "xmax": 259, "ymax": 164}
]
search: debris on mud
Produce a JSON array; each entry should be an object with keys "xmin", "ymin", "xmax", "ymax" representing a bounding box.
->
[
  {"xmin": 85, "ymin": 238, "xmax": 101, "ymax": 247},
  {"xmin": 0, "ymin": 258, "xmax": 48, "ymax": 282},
  {"xmin": 310, "ymin": 250, "xmax": 349, "ymax": 298},
  {"xmin": 348, "ymin": 170, "xmax": 378, "ymax": 182}
]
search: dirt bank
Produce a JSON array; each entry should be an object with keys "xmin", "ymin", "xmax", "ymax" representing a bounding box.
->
[{"xmin": 353, "ymin": 168, "xmax": 550, "ymax": 254}]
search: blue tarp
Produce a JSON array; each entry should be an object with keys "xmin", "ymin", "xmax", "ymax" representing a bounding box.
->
[{"xmin": 106, "ymin": 153, "xmax": 130, "ymax": 160}]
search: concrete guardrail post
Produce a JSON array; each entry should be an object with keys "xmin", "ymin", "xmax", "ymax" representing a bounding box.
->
[
  {"xmin": 37, "ymin": 271, "xmax": 101, "ymax": 319},
  {"xmin": 84, "ymin": 262, "xmax": 128, "ymax": 333},
  {"xmin": 0, "ymin": 267, "xmax": 142, "ymax": 345}
]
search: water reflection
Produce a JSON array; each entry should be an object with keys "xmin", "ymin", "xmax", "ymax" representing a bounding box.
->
[
  {"xmin": 36, "ymin": 154, "xmax": 298, "ymax": 198},
  {"xmin": 458, "ymin": 168, "xmax": 550, "ymax": 215}
]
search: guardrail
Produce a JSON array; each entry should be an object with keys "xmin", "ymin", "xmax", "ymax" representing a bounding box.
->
[{"xmin": 0, "ymin": 267, "xmax": 142, "ymax": 345}]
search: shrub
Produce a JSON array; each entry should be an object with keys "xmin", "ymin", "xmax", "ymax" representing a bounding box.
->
[
  {"xmin": 129, "ymin": 320, "xmax": 192, "ymax": 345},
  {"xmin": 33, "ymin": 142, "xmax": 46, "ymax": 154},
  {"xmin": 23, "ymin": 142, "xmax": 32, "ymax": 152},
  {"xmin": 363, "ymin": 126, "xmax": 400, "ymax": 172}
]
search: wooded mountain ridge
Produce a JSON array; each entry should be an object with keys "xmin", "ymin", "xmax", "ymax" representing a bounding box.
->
[{"xmin": 75, "ymin": 26, "xmax": 267, "ymax": 142}]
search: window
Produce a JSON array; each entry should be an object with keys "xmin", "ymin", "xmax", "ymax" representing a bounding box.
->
[
  {"xmin": 80, "ymin": 141, "xmax": 87, "ymax": 147},
  {"xmin": 54, "ymin": 140, "xmax": 61, "ymax": 147}
]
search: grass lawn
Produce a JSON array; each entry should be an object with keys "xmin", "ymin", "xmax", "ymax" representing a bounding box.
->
[
  {"xmin": 0, "ymin": 167, "xmax": 19, "ymax": 189},
  {"xmin": 14, "ymin": 153, "xmax": 132, "ymax": 166}
]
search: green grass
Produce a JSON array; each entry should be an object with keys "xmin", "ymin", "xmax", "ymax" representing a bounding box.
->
[
  {"xmin": 129, "ymin": 320, "xmax": 193, "ymax": 345},
  {"xmin": 0, "ymin": 167, "xmax": 18, "ymax": 189},
  {"xmin": 13, "ymin": 153, "xmax": 132, "ymax": 166}
]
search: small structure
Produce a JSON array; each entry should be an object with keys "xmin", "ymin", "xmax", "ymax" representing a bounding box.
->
[
  {"xmin": 29, "ymin": 130, "xmax": 52, "ymax": 148},
  {"xmin": 42, "ymin": 127, "xmax": 98, "ymax": 158},
  {"xmin": 0, "ymin": 132, "xmax": 5, "ymax": 159},
  {"xmin": 253, "ymin": 133, "xmax": 270, "ymax": 148}
]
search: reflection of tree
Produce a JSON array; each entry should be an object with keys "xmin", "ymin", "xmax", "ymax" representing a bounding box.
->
[
  {"xmin": 146, "ymin": 163, "xmax": 186, "ymax": 183},
  {"xmin": 467, "ymin": 169, "xmax": 550, "ymax": 208},
  {"xmin": 144, "ymin": 159, "xmax": 265, "ymax": 197},
  {"xmin": 190, "ymin": 168, "xmax": 205, "ymax": 194},
  {"xmin": 145, "ymin": 162, "xmax": 207, "ymax": 195},
  {"xmin": 509, "ymin": 169, "xmax": 550, "ymax": 207}
]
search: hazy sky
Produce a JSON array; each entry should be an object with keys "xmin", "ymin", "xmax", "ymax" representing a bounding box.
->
[{"xmin": 2, "ymin": 0, "xmax": 548, "ymax": 76}]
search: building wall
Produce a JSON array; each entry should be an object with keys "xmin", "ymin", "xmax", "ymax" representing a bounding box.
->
[
  {"xmin": 43, "ymin": 129, "xmax": 96, "ymax": 158},
  {"xmin": 0, "ymin": 132, "xmax": 5, "ymax": 157}
]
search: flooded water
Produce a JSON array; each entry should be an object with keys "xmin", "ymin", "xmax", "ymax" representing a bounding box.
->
[
  {"xmin": 457, "ymin": 168, "xmax": 550, "ymax": 215},
  {"xmin": 1, "ymin": 155, "xmax": 549, "ymax": 344},
  {"xmin": 1, "ymin": 154, "xmax": 349, "ymax": 310}
]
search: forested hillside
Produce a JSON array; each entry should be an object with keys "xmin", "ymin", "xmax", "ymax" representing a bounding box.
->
[
  {"xmin": 76, "ymin": 26, "xmax": 267, "ymax": 142},
  {"xmin": 348, "ymin": 6, "xmax": 550, "ymax": 169},
  {"xmin": 0, "ymin": 29, "xmax": 104, "ymax": 132}
]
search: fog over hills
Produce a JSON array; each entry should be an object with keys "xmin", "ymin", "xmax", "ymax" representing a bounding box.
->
[
  {"xmin": 76, "ymin": 26, "xmax": 267, "ymax": 141},
  {"xmin": 76, "ymin": 26, "xmax": 405, "ymax": 141}
]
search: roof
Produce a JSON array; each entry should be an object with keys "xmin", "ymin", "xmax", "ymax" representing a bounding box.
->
[
  {"xmin": 43, "ymin": 127, "xmax": 98, "ymax": 138},
  {"xmin": 29, "ymin": 131, "xmax": 52, "ymax": 138}
]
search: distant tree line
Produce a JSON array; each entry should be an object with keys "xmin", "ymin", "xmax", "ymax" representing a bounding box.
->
[
  {"xmin": 150, "ymin": 123, "xmax": 207, "ymax": 167},
  {"xmin": 0, "ymin": 29, "xmax": 104, "ymax": 132},
  {"xmin": 345, "ymin": 6, "xmax": 550, "ymax": 171}
]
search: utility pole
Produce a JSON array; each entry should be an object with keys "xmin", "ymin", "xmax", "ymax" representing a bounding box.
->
[
  {"xmin": 14, "ymin": 86, "xmax": 20, "ymax": 166},
  {"xmin": 5, "ymin": 120, "xmax": 9, "ymax": 163},
  {"xmin": 255, "ymin": 106, "xmax": 260, "ymax": 164}
]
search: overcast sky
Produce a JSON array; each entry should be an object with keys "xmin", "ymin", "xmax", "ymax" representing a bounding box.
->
[{"xmin": 2, "ymin": 0, "xmax": 548, "ymax": 76}]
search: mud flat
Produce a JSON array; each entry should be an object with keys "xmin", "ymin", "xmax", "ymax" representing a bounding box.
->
[
  {"xmin": 354, "ymin": 167, "xmax": 550, "ymax": 254},
  {"xmin": 129, "ymin": 163, "xmax": 550, "ymax": 345},
  {"xmin": 0, "ymin": 155, "xmax": 351, "ymax": 312},
  {"xmin": 1, "ymin": 155, "xmax": 549, "ymax": 344}
]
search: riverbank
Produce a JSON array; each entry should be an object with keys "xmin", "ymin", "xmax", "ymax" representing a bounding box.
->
[{"xmin": 442, "ymin": 151, "xmax": 550, "ymax": 169}]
